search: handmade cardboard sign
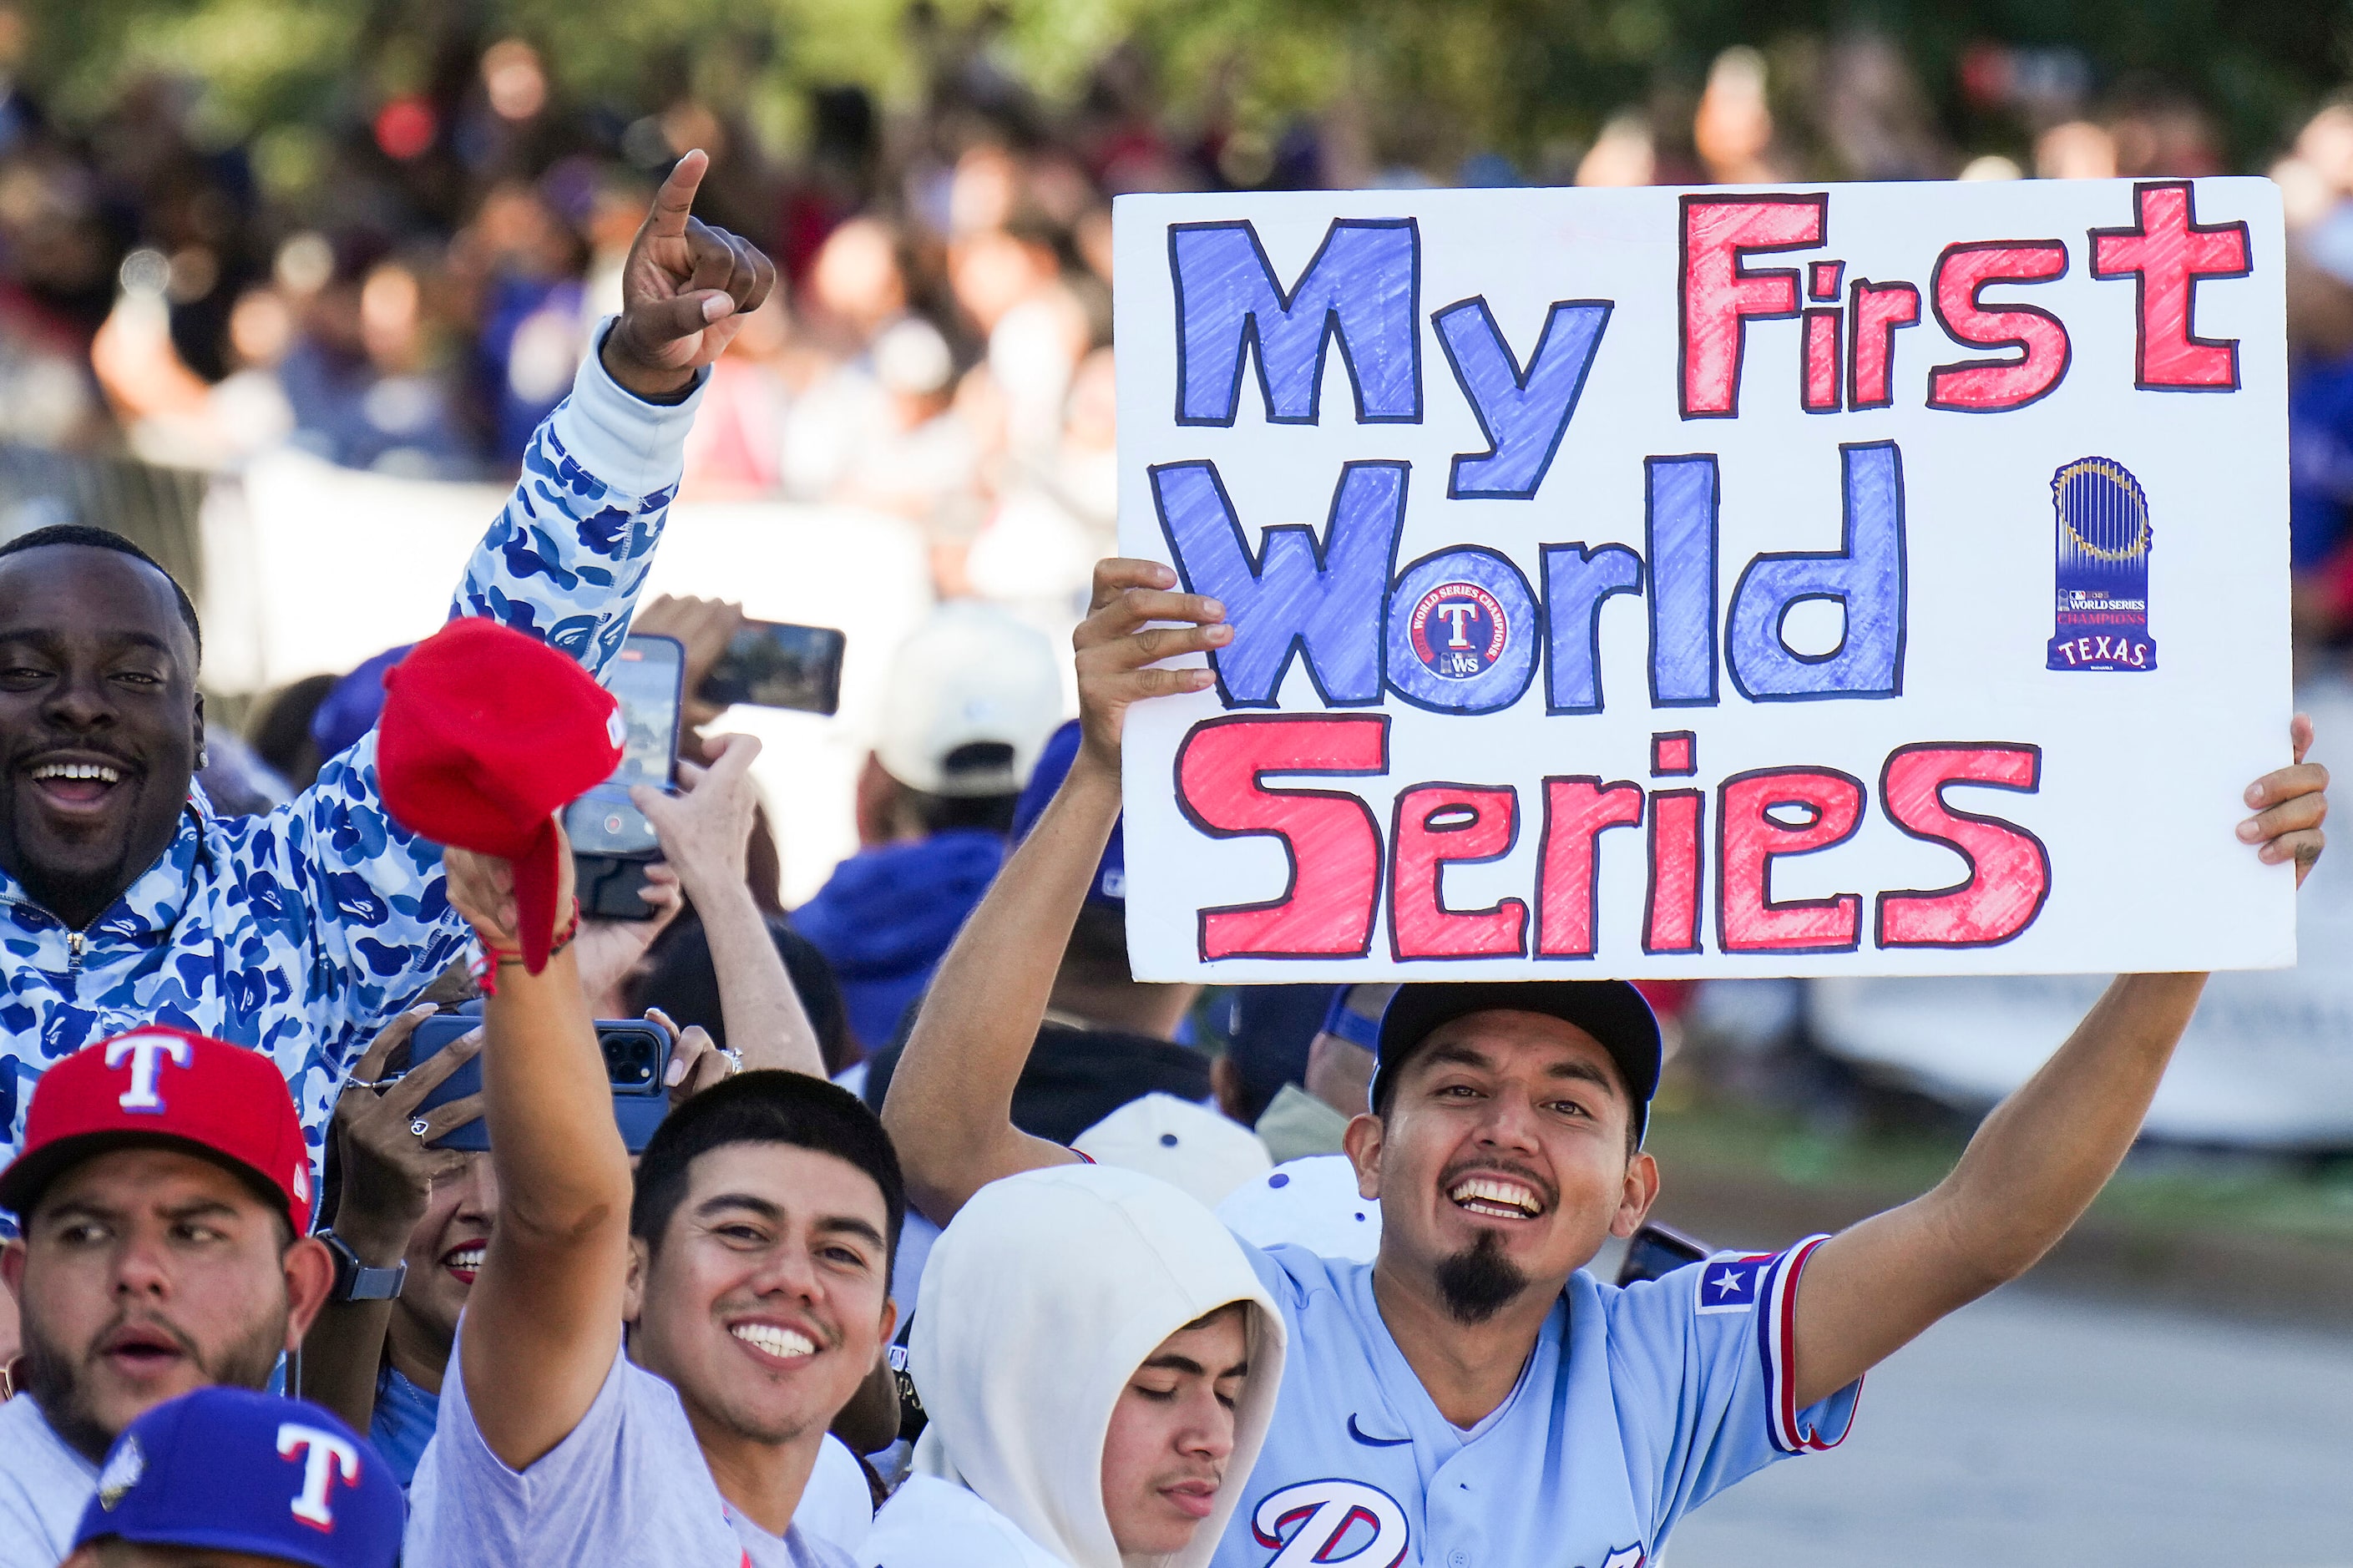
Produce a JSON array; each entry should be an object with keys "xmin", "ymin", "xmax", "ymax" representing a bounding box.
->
[{"xmin": 1112, "ymin": 179, "xmax": 2293, "ymax": 980}]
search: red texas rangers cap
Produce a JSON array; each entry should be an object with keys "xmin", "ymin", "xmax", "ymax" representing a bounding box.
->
[
  {"xmin": 376, "ymin": 618, "xmax": 623, "ymax": 972},
  {"xmin": 0, "ymin": 1028, "xmax": 314, "ymax": 1237}
]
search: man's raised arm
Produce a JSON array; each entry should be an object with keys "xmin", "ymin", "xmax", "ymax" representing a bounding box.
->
[
  {"xmin": 448, "ymin": 149, "xmax": 772, "ymax": 679},
  {"xmin": 883, "ymin": 559, "xmax": 1232, "ymax": 1225},
  {"xmin": 440, "ymin": 831, "xmax": 636, "ymax": 1470},
  {"xmin": 277, "ymin": 151, "xmax": 775, "ymax": 1069},
  {"xmin": 1788, "ymin": 717, "xmax": 2330, "ymax": 1408}
]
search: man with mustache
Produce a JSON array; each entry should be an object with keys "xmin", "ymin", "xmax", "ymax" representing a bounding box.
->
[
  {"xmin": 0, "ymin": 146, "xmax": 773, "ymax": 1363},
  {"xmin": 0, "ymin": 1027, "xmax": 331, "ymax": 1567},
  {"xmin": 885, "ymin": 557, "xmax": 2332, "ymax": 1568}
]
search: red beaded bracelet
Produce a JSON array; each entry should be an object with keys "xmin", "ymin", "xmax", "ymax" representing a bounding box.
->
[{"xmin": 468, "ymin": 900, "xmax": 581, "ymax": 996}]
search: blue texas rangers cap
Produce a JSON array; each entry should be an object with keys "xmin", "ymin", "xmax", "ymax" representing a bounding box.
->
[
  {"xmin": 1369, "ymin": 981, "xmax": 1663, "ymax": 1143},
  {"xmin": 74, "ymin": 1387, "xmax": 402, "ymax": 1568},
  {"xmin": 1012, "ymin": 720, "xmax": 1125, "ymax": 905}
]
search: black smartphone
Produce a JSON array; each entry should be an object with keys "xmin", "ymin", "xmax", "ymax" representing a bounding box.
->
[
  {"xmin": 1614, "ymin": 1220, "xmax": 1712, "ymax": 1287},
  {"xmin": 410, "ymin": 1015, "xmax": 674, "ymax": 1154},
  {"xmin": 698, "ymin": 620, "xmax": 845, "ymax": 716},
  {"xmin": 575, "ymin": 852, "xmax": 659, "ymax": 922},
  {"xmin": 564, "ymin": 635, "xmax": 684, "ymax": 858}
]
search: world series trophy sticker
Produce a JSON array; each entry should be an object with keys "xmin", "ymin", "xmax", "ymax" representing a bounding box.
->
[{"xmin": 2045, "ymin": 456, "xmax": 2155, "ymax": 672}]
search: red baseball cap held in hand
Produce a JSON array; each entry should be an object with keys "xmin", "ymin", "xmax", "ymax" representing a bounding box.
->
[
  {"xmin": 0, "ymin": 1028, "xmax": 313, "ymax": 1237},
  {"xmin": 377, "ymin": 618, "xmax": 624, "ymax": 971}
]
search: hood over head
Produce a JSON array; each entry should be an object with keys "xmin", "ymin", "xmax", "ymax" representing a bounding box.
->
[{"xmin": 911, "ymin": 1164, "xmax": 1286, "ymax": 1568}]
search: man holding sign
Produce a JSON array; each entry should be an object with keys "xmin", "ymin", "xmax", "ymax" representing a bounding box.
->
[
  {"xmin": 889, "ymin": 175, "xmax": 2327, "ymax": 1566},
  {"xmin": 885, "ymin": 561, "xmax": 2323, "ymax": 1567}
]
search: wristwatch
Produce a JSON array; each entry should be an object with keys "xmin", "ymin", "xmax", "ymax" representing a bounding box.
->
[{"xmin": 317, "ymin": 1229, "xmax": 407, "ymax": 1302}]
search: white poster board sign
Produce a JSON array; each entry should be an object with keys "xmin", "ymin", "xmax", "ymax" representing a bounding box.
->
[{"xmin": 1112, "ymin": 179, "xmax": 2294, "ymax": 980}]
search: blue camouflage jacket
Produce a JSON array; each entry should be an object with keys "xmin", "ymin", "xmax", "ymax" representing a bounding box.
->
[{"xmin": 0, "ymin": 338, "xmax": 706, "ymax": 1201}]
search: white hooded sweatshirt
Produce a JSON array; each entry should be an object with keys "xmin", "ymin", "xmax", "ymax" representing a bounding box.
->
[{"xmin": 863, "ymin": 1165, "xmax": 1287, "ymax": 1568}]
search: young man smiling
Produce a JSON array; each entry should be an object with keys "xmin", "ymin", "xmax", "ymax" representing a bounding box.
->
[
  {"xmin": 883, "ymin": 557, "xmax": 2332, "ymax": 1568},
  {"xmin": 402, "ymin": 826, "xmax": 895, "ymax": 1567}
]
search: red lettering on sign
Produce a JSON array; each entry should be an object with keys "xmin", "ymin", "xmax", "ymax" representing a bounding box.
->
[
  {"xmin": 1926, "ymin": 240, "xmax": 2071, "ymax": 412},
  {"xmin": 1718, "ymin": 767, "xmax": 1865, "ymax": 953},
  {"xmin": 1175, "ymin": 715, "xmax": 1389, "ymax": 960},
  {"xmin": 1845, "ymin": 280, "xmax": 1920, "ymax": 410},
  {"xmin": 1680, "ymin": 195, "xmax": 1826, "ymax": 417},
  {"xmin": 1390, "ymin": 784, "xmax": 1527, "ymax": 959},
  {"xmin": 2090, "ymin": 180, "xmax": 2252, "ymax": 392},
  {"xmin": 1535, "ymin": 777, "xmax": 1645, "ymax": 959},
  {"xmin": 1644, "ymin": 788, "xmax": 1705, "ymax": 954},
  {"xmin": 1875, "ymin": 744, "xmax": 2051, "ymax": 947}
]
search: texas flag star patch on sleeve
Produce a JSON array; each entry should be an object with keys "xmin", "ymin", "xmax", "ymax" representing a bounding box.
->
[{"xmin": 1693, "ymin": 1252, "xmax": 1774, "ymax": 1314}]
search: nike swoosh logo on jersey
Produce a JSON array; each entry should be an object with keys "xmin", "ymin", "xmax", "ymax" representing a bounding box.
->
[{"xmin": 1346, "ymin": 1413, "xmax": 1413, "ymax": 1447}]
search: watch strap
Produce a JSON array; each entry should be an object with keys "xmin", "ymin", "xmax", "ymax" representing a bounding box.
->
[{"xmin": 319, "ymin": 1229, "xmax": 408, "ymax": 1302}]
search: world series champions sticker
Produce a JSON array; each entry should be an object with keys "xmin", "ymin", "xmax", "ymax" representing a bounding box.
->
[
  {"xmin": 2045, "ymin": 456, "xmax": 2156, "ymax": 672},
  {"xmin": 1409, "ymin": 582, "xmax": 1510, "ymax": 679}
]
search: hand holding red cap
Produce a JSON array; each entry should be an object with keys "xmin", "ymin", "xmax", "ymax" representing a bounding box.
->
[{"xmin": 376, "ymin": 618, "xmax": 623, "ymax": 972}]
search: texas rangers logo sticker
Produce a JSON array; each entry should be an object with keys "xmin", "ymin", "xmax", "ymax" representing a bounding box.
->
[
  {"xmin": 1251, "ymin": 1479, "xmax": 1409, "ymax": 1568},
  {"xmin": 1694, "ymin": 1251, "xmax": 1773, "ymax": 1314},
  {"xmin": 2045, "ymin": 456, "xmax": 2155, "ymax": 672},
  {"xmin": 1408, "ymin": 582, "xmax": 1510, "ymax": 680}
]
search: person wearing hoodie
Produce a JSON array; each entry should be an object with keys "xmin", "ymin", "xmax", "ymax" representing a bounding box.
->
[
  {"xmin": 863, "ymin": 1164, "xmax": 1284, "ymax": 1568},
  {"xmin": 884, "ymin": 557, "xmax": 2332, "ymax": 1568},
  {"xmin": 796, "ymin": 603, "xmax": 1065, "ymax": 1057}
]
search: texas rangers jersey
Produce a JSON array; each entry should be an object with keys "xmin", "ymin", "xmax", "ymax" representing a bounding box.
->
[
  {"xmin": 1217, "ymin": 1237, "xmax": 1858, "ymax": 1568},
  {"xmin": 0, "ymin": 330, "xmax": 703, "ymax": 1213}
]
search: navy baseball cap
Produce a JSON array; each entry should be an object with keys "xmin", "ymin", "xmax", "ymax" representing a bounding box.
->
[
  {"xmin": 308, "ymin": 644, "xmax": 412, "ymax": 764},
  {"xmin": 1319, "ymin": 984, "xmax": 1392, "ymax": 1052},
  {"xmin": 1369, "ymin": 981, "xmax": 1663, "ymax": 1142},
  {"xmin": 74, "ymin": 1388, "xmax": 402, "ymax": 1568},
  {"xmin": 1011, "ymin": 720, "xmax": 1125, "ymax": 905},
  {"xmin": 1221, "ymin": 985, "xmax": 1341, "ymax": 1111}
]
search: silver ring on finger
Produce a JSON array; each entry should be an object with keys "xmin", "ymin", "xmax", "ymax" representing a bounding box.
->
[
  {"xmin": 409, "ymin": 1116, "xmax": 433, "ymax": 1141},
  {"xmin": 716, "ymin": 1047, "xmax": 744, "ymax": 1076}
]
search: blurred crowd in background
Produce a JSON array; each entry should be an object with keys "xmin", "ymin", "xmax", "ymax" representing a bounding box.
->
[{"xmin": 0, "ymin": 3, "xmax": 2350, "ymax": 652}]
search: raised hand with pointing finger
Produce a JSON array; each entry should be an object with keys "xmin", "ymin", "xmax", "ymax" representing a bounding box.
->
[{"xmin": 598, "ymin": 149, "xmax": 778, "ymax": 402}]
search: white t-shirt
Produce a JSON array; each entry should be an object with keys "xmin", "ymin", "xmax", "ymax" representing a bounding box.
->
[
  {"xmin": 0, "ymin": 1393, "xmax": 99, "ymax": 1568},
  {"xmin": 862, "ymin": 1474, "xmax": 1068, "ymax": 1568},
  {"xmin": 799, "ymin": 1434, "xmax": 876, "ymax": 1554},
  {"xmin": 405, "ymin": 1333, "xmax": 860, "ymax": 1568}
]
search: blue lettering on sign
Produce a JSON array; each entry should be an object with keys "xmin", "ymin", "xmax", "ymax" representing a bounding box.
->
[
  {"xmin": 1434, "ymin": 296, "xmax": 1613, "ymax": 500},
  {"xmin": 1541, "ymin": 543, "xmax": 1645, "ymax": 715},
  {"xmin": 1151, "ymin": 458, "xmax": 1407, "ymax": 709},
  {"xmin": 1170, "ymin": 219, "xmax": 1423, "ymax": 427},
  {"xmin": 1646, "ymin": 455, "xmax": 1722, "ymax": 708},
  {"xmin": 1725, "ymin": 439, "xmax": 1908, "ymax": 701}
]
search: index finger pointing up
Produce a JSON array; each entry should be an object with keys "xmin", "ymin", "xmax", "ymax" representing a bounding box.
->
[{"xmin": 646, "ymin": 148, "xmax": 709, "ymax": 240}]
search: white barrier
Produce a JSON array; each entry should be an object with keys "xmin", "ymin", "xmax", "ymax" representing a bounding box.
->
[
  {"xmin": 1809, "ymin": 674, "xmax": 2353, "ymax": 1146},
  {"xmin": 197, "ymin": 449, "xmax": 935, "ymax": 905}
]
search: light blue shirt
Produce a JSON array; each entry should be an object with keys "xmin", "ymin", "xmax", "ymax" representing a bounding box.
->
[
  {"xmin": 372, "ymin": 1363, "xmax": 441, "ymax": 1490},
  {"xmin": 1213, "ymin": 1237, "xmax": 1860, "ymax": 1568}
]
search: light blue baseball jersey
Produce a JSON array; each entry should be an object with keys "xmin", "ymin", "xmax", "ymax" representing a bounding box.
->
[
  {"xmin": 0, "ymin": 329, "xmax": 703, "ymax": 1232},
  {"xmin": 1215, "ymin": 1237, "xmax": 1859, "ymax": 1568}
]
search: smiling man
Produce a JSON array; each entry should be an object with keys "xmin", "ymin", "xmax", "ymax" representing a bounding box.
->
[
  {"xmin": 400, "ymin": 829, "xmax": 893, "ymax": 1567},
  {"xmin": 0, "ymin": 1028, "xmax": 332, "ymax": 1567},
  {"xmin": 0, "ymin": 149, "xmax": 772, "ymax": 1286},
  {"xmin": 883, "ymin": 556, "xmax": 2332, "ymax": 1568}
]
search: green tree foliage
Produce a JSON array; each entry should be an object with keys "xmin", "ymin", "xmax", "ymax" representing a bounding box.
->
[{"xmin": 12, "ymin": 0, "xmax": 2351, "ymax": 170}]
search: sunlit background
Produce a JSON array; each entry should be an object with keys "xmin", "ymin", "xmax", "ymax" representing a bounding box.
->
[{"xmin": 0, "ymin": 4, "xmax": 2349, "ymax": 1560}]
